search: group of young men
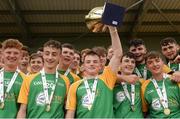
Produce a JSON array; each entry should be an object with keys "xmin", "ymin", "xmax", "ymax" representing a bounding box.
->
[{"xmin": 0, "ymin": 25, "xmax": 180, "ymax": 118}]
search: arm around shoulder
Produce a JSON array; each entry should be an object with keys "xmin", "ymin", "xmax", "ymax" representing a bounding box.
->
[
  {"xmin": 65, "ymin": 110, "xmax": 75, "ymax": 118},
  {"xmin": 17, "ymin": 104, "xmax": 27, "ymax": 118}
]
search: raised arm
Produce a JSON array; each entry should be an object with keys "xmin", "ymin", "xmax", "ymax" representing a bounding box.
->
[{"xmin": 108, "ymin": 26, "xmax": 123, "ymax": 73}]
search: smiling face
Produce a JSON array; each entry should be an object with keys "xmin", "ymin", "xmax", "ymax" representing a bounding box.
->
[
  {"xmin": 61, "ymin": 47, "xmax": 74, "ymax": 67},
  {"xmin": 161, "ymin": 43, "xmax": 179, "ymax": 60},
  {"xmin": 30, "ymin": 57, "xmax": 43, "ymax": 73},
  {"xmin": 129, "ymin": 45, "xmax": 147, "ymax": 64},
  {"xmin": 43, "ymin": 46, "xmax": 60, "ymax": 70},
  {"xmin": 83, "ymin": 54, "xmax": 101, "ymax": 77},
  {"xmin": 146, "ymin": 57, "xmax": 164, "ymax": 75},
  {"xmin": 19, "ymin": 52, "xmax": 30, "ymax": 72},
  {"xmin": 71, "ymin": 52, "xmax": 80, "ymax": 70},
  {"xmin": 2, "ymin": 47, "xmax": 22, "ymax": 69},
  {"xmin": 120, "ymin": 56, "xmax": 136, "ymax": 75}
]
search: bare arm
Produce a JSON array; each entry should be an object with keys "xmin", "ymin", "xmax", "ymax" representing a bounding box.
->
[
  {"xmin": 116, "ymin": 74, "xmax": 140, "ymax": 84},
  {"xmin": 65, "ymin": 110, "xmax": 75, "ymax": 119},
  {"xmin": 17, "ymin": 104, "xmax": 27, "ymax": 118},
  {"xmin": 108, "ymin": 26, "xmax": 123, "ymax": 73}
]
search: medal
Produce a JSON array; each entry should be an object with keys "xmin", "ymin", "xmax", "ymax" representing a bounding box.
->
[
  {"xmin": 131, "ymin": 105, "xmax": 135, "ymax": 111},
  {"xmin": 0, "ymin": 69, "xmax": 20, "ymax": 109},
  {"xmin": 164, "ymin": 108, "xmax": 170, "ymax": 115},
  {"xmin": 46, "ymin": 104, "xmax": 51, "ymax": 112},
  {"xmin": 151, "ymin": 78, "xmax": 170, "ymax": 116},
  {"xmin": 84, "ymin": 77, "xmax": 98, "ymax": 111},
  {"xmin": 0, "ymin": 102, "xmax": 4, "ymax": 109},
  {"xmin": 87, "ymin": 104, "xmax": 92, "ymax": 110},
  {"xmin": 121, "ymin": 82, "xmax": 135, "ymax": 111},
  {"xmin": 40, "ymin": 69, "xmax": 59, "ymax": 113}
]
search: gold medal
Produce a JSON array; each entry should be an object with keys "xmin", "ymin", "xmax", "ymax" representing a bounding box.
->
[
  {"xmin": 131, "ymin": 105, "xmax": 135, "ymax": 112},
  {"xmin": 164, "ymin": 108, "xmax": 170, "ymax": 115},
  {"xmin": 0, "ymin": 102, "xmax": 4, "ymax": 109},
  {"xmin": 87, "ymin": 105, "xmax": 92, "ymax": 110},
  {"xmin": 46, "ymin": 104, "xmax": 51, "ymax": 112}
]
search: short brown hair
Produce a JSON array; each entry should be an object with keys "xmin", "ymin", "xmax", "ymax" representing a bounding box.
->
[
  {"xmin": 84, "ymin": 50, "xmax": 100, "ymax": 60},
  {"xmin": 62, "ymin": 43, "xmax": 75, "ymax": 51},
  {"xmin": 22, "ymin": 45, "xmax": 30, "ymax": 57},
  {"xmin": 75, "ymin": 50, "xmax": 81, "ymax": 58},
  {"xmin": 81, "ymin": 48, "xmax": 91, "ymax": 56},
  {"xmin": 128, "ymin": 39, "xmax": 145, "ymax": 48},
  {"xmin": 160, "ymin": 37, "xmax": 177, "ymax": 47},
  {"xmin": 145, "ymin": 51, "xmax": 163, "ymax": 64},
  {"xmin": 2, "ymin": 39, "xmax": 23, "ymax": 50},
  {"xmin": 92, "ymin": 46, "xmax": 107, "ymax": 56},
  {"xmin": 43, "ymin": 40, "xmax": 61, "ymax": 51},
  {"xmin": 30, "ymin": 53, "xmax": 44, "ymax": 63},
  {"xmin": 121, "ymin": 52, "xmax": 135, "ymax": 62}
]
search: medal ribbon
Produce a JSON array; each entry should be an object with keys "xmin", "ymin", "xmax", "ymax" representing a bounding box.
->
[
  {"xmin": 84, "ymin": 77, "xmax": 98, "ymax": 106},
  {"xmin": 135, "ymin": 66, "xmax": 147, "ymax": 79},
  {"xmin": 40, "ymin": 68, "xmax": 59, "ymax": 105},
  {"xmin": 0, "ymin": 68, "xmax": 20, "ymax": 103},
  {"xmin": 64, "ymin": 68, "xmax": 71, "ymax": 76},
  {"xmin": 150, "ymin": 77, "xmax": 169, "ymax": 109},
  {"xmin": 121, "ymin": 82, "xmax": 135, "ymax": 108}
]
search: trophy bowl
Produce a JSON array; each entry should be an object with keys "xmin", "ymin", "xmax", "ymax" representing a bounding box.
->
[{"xmin": 85, "ymin": 7, "xmax": 107, "ymax": 32}]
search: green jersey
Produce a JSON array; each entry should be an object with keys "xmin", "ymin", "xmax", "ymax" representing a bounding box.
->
[
  {"xmin": 168, "ymin": 63, "xmax": 179, "ymax": 71},
  {"xmin": 113, "ymin": 80, "xmax": 144, "ymax": 118},
  {"xmin": 18, "ymin": 73, "xmax": 70, "ymax": 118},
  {"xmin": 66, "ymin": 66, "xmax": 117, "ymax": 118},
  {"xmin": 134, "ymin": 64, "xmax": 152, "ymax": 80},
  {"xmin": 135, "ymin": 64, "xmax": 172, "ymax": 80},
  {"xmin": 0, "ymin": 71, "xmax": 25, "ymax": 118},
  {"xmin": 142, "ymin": 77, "xmax": 180, "ymax": 118}
]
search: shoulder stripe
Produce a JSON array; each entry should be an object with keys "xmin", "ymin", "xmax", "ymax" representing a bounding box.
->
[
  {"xmin": 141, "ymin": 79, "xmax": 151, "ymax": 112},
  {"xmin": 66, "ymin": 80, "xmax": 83, "ymax": 110},
  {"xmin": 60, "ymin": 75, "xmax": 70, "ymax": 95},
  {"xmin": 70, "ymin": 72, "xmax": 80, "ymax": 82}
]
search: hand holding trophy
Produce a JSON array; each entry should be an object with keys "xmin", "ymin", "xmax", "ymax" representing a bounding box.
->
[{"xmin": 85, "ymin": 2, "xmax": 125, "ymax": 33}]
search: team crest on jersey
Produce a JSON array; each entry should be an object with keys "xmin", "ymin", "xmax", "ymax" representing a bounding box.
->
[
  {"xmin": 82, "ymin": 94, "xmax": 91, "ymax": 108},
  {"xmin": 116, "ymin": 91, "xmax": 125, "ymax": 102},
  {"xmin": 152, "ymin": 98, "xmax": 162, "ymax": 110},
  {"xmin": 36, "ymin": 92, "xmax": 46, "ymax": 106}
]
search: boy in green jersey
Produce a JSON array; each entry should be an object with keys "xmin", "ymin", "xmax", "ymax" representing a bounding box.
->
[
  {"xmin": 29, "ymin": 53, "xmax": 43, "ymax": 74},
  {"xmin": 17, "ymin": 40, "xmax": 70, "ymax": 118},
  {"xmin": 71, "ymin": 50, "xmax": 81, "ymax": 75},
  {"xmin": 141, "ymin": 51, "xmax": 180, "ymax": 118},
  {"xmin": 128, "ymin": 39, "xmax": 173, "ymax": 80},
  {"xmin": 65, "ymin": 26, "xmax": 122, "ymax": 118},
  {"xmin": 113, "ymin": 52, "xmax": 144, "ymax": 118},
  {"xmin": 160, "ymin": 37, "xmax": 180, "ymax": 71},
  {"xmin": 128, "ymin": 39, "xmax": 155, "ymax": 79},
  {"xmin": 92, "ymin": 46, "xmax": 107, "ymax": 72},
  {"xmin": 18, "ymin": 46, "xmax": 30, "ymax": 75},
  {"xmin": 57, "ymin": 43, "xmax": 80, "ymax": 84},
  {"xmin": 0, "ymin": 39, "xmax": 26, "ymax": 118}
]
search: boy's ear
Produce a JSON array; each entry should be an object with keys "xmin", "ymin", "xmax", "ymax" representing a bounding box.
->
[{"xmin": 176, "ymin": 44, "xmax": 179, "ymax": 51}]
